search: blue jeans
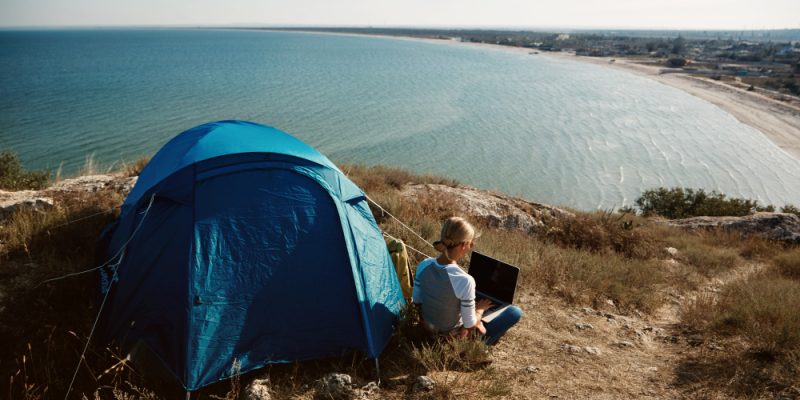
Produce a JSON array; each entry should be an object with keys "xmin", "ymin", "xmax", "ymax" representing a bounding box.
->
[{"xmin": 483, "ymin": 305, "xmax": 523, "ymax": 345}]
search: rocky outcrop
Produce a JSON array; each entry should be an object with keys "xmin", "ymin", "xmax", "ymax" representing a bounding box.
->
[
  {"xmin": 400, "ymin": 183, "xmax": 574, "ymax": 233},
  {"xmin": 49, "ymin": 174, "xmax": 137, "ymax": 193},
  {"xmin": 668, "ymin": 212, "xmax": 800, "ymax": 245},
  {"xmin": 0, "ymin": 190, "xmax": 54, "ymax": 220},
  {"xmin": 0, "ymin": 175, "xmax": 137, "ymax": 222}
]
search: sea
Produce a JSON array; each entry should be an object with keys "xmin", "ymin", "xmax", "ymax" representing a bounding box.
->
[{"xmin": 1, "ymin": 28, "xmax": 798, "ymax": 210}]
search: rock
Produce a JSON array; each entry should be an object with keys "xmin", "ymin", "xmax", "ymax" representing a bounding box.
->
[
  {"xmin": 412, "ymin": 375, "xmax": 435, "ymax": 392},
  {"xmin": 360, "ymin": 381, "xmax": 379, "ymax": 395},
  {"xmin": 575, "ymin": 322, "xmax": 594, "ymax": 330},
  {"xmin": 0, "ymin": 190, "xmax": 53, "ymax": 219},
  {"xmin": 616, "ymin": 341, "xmax": 634, "ymax": 348},
  {"xmin": 664, "ymin": 335, "xmax": 680, "ymax": 343},
  {"xmin": 400, "ymin": 183, "xmax": 574, "ymax": 233},
  {"xmin": 316, "ymin": 373, "xmax": 355, "ymax": 400},
  {"xmin": 0, "ymin": 174, "xmax": 138, "ymax": 223},
  {"xmin": 663, "ymin": 259, "xmax": 680, "ymax": 267},
  {"xmin": 243, "ymin": 378, "xmax": 271, "ymax": 400},
  {"xmin": 665, "ymin": 247, "xmax": 679, "ymax": 256},
  {"xmin": 525, "ymin": 365, "xmax": 541, "ymax": 373},
  {"xmin": 560, "ymin": 344, "xmax": 583, "ymax": 353},
  {"xmin": 605, "ymin": 299, "xmax": 616, "ymax": 308},
  {"xmin": 49, "ymin": 175, "xmax": 116, "ymax": 192},
  {"xmin": 51, "ymin": 175, "xmax": 138, "ymax": 194},
  {"xmin": 581, "ymin": 307, "xmax": 594, "ymax": 314},
  {"xmin": 583, "ymin": 346, "xmax": 601, "ymax": 355},
  {"xmin": 668, "ymin": 212, "xmax": 800, "ymax": 245}
]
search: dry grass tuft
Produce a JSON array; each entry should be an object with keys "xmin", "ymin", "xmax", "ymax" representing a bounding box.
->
[
  {"xmin": 772, "ymin": 248, "xmax": 800, "ymax": 280},
  {"xmin": 715, "ymin": 276, "xmax": 800, "ymax": 358},
  {"xmin": 542, "ymin": 210, "xmax": 661, "ymax": 259},
  {"xmin": 664, "ymin": 231, "xmax": 742, "ymax": 276},
  {"xmin": 120, "ymin": 157, "xmax": 150, "ymax": 178}
]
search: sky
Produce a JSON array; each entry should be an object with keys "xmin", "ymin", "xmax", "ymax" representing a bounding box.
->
[{"xmin": 1, "ymin": 0, "xmax": 798, "ymax": 30}]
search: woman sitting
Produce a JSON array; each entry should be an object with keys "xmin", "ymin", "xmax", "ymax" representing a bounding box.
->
[{"xmin": 412, "ymin": 217, "xmax": 523, "ymax": 345}]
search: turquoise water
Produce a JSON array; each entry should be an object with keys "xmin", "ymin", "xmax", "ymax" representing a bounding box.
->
[{"xmin": 1, "ymin": 29, "xmax": 798, "ymax": 210}]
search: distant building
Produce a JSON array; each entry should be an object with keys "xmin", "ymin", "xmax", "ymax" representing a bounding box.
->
[{"xmin": 556, "ymin": 34, "xmax": 570, "ymax": 41}]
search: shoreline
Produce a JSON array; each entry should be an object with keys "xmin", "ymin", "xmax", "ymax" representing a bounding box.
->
[
  {"xmin": 541, "ymin": 52, "xmax": 800, "ymax": 161},
  {"xmin": 425, "ymin": 37, "xmax": 800, "ymax": 161},
  {"xmin": 286, "ymin": 30, "xmax": 800, "ymax": 161}
]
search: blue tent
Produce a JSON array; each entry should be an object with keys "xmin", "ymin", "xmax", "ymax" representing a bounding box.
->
[{"xmin": 98, "ymin": 120, "xmax": 405, "ymax": 391}]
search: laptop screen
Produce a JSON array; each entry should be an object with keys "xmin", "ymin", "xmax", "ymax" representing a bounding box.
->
[{"xmin": 468, "ymin": 252, "xmax": 519, "ymax": 304}]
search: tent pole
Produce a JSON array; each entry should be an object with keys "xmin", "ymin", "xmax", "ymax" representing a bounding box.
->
[{"xmin": 374, "ymin": 358, "xmax": 381, "ymax": 385}]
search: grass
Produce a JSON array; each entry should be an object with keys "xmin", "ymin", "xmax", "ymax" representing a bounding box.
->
[
  {"xmin": 679, "ymin": 249, "xmax": 800, "ymax": 397},
  {"xmin": 677, "ymin": 274, "xmax": 800, "ymax": 397},
  {"xmin": 2, "ymin": 161, "xmax": 799, "ymax": 398},
  {"xmin": 773, "ymin": 248, "xmax": 800, "ymax": 280}
]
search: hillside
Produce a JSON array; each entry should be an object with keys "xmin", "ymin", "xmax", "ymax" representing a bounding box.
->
[{"xmin": 1, "ymin": 164, "xmax": 798, "ymax": 399}]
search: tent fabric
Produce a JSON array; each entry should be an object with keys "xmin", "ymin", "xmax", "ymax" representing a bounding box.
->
[{"xmin": 99, "ymin": 120, "xmax": 405, "ymax": 391}]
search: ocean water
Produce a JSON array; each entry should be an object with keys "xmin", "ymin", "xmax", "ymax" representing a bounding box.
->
[{"xmin": 1, "ymin": 29, "xmax": 798, "ymax": 210}]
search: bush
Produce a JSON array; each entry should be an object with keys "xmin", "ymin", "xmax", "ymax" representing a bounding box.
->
[
  {"xmin": 634, "ymin": 187, "xmax": 772, "ymax": 219},
  {"xmin": 0, "ymin": 151, "xmax": 50, "ymax": 190},
  {"xmin": 781, "ymin": 204, "xmax": 800, "ymax": 217}
]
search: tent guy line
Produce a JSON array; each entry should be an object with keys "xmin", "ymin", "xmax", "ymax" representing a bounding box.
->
[
  {"xmin": 48, "ymin": 206, "xmax": 119, "ymax": 231},
  {"xmin": 35, "ymin": 195, "xmax": 154, "ymax": 289},
  {"xmin": 64, "ymin": 193, "xmax": 156, "ymax": 400},
  {"xmin": 382, "ymin": 231, "xmax": 432, "ymax": 260},
  {"xmin": 366, "ymin": 194, "xmax": 435, "ymax": 250}
]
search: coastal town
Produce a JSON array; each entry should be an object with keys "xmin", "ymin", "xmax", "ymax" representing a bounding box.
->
[{"xmin": 279, "ymin": 27, "xmax": 800, "ymax": 99}]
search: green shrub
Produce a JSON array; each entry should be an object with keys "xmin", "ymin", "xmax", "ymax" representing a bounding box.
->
[
  {"xmin": 0, "ymin": 151, "xmax": 50, "ymax": 190},
  {"xmin": 634, "ymin": 187, "xmax": 772, "ymax": 219},
  {"xmin": 781, "ymin": 204, "xmax": 800, "ymax": 217}
]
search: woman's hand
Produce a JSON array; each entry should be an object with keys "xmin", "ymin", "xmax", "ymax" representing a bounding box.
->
[
  {"xmin": 476, "ymin": 298, "xmax": 494, "ymax": 311},
  {"xmin": 454, "ymin": 320, "xmax": 486, "ymax": 337}
]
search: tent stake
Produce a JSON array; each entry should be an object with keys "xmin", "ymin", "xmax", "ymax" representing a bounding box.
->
[{"xmin": 374, "ymin": 358, "xmax": 381, "ymax": 385}]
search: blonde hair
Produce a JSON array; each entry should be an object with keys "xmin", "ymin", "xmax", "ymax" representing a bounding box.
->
[{"xmin": 433, "ymin": 217, "xmax": 478, "ymax": 260}]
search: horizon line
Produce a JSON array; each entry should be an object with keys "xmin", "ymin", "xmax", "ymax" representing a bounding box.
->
[{"xmin": 2, "ymin": 24, "xmax": 800, "ymax": 32}]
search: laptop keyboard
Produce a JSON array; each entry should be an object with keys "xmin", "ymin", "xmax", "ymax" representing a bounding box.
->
[{"xmin": 476, "ymin": 295, "xmax": 503, "ymax": 314}]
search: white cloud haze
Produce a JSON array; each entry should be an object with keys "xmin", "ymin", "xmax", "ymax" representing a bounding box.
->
[{"xmin": 1, "ymin": 0, "xmax": 798, "ymax": 29}]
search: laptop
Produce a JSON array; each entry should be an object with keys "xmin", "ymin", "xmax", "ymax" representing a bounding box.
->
[{"xmin": 468, "ymin": 251, "xmax": 520, "ymax": 323}]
